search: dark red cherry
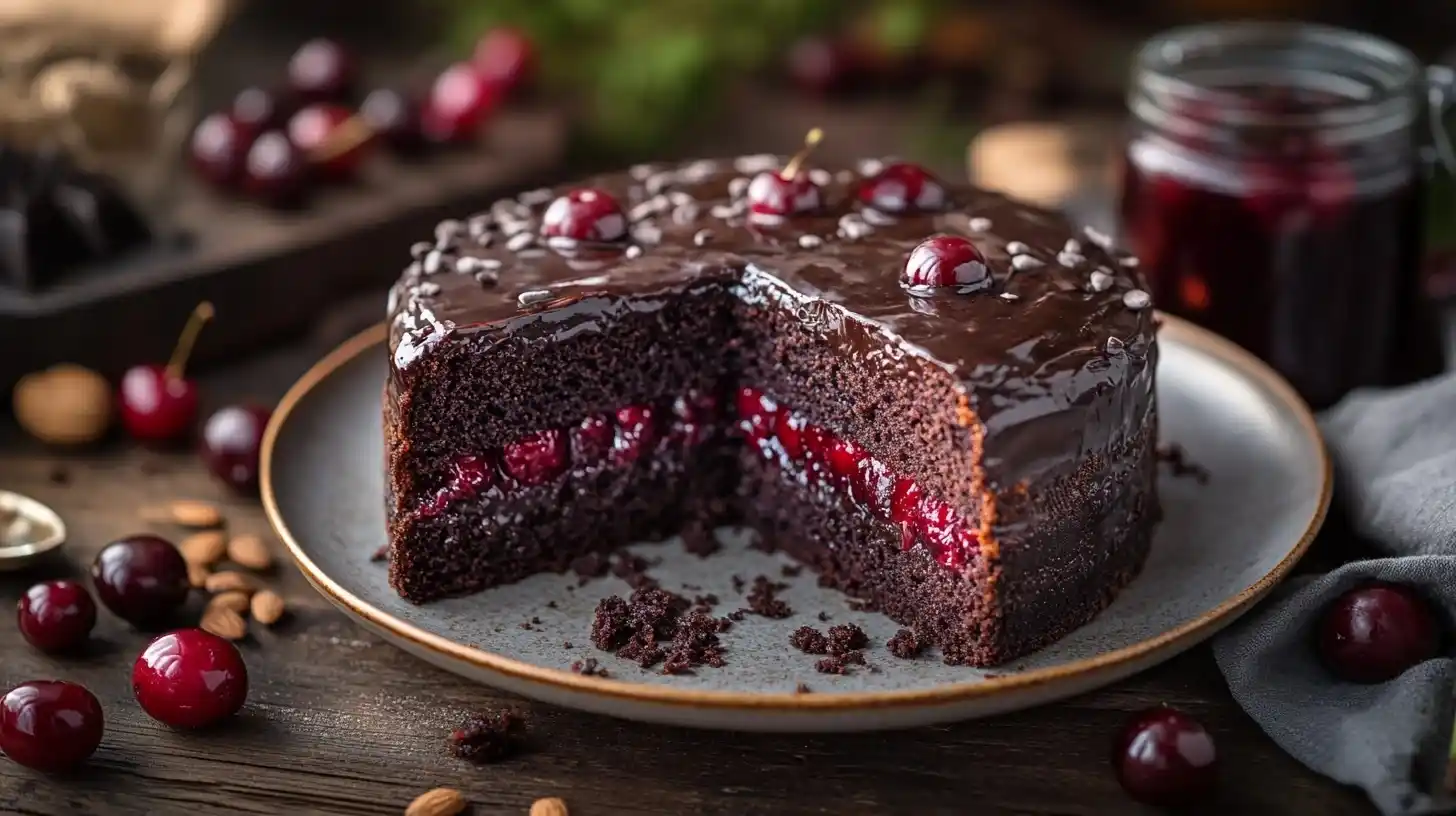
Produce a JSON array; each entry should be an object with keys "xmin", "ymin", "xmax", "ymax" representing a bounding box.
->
[
  {"xmin": 611, "ymin": 405, "xmax": 659, "ymax": 465},
  {"xmin": 786, "ymin": 37, "xmax": 849, "ymax": 95},
  {"xmin": 503, "ymin": 429, "xmax": 569, "ymax": 486},
  {"xmin": 91, "ymin": 534, "xmax": 190, "ymax": 626},
  {"xmin": 200, "ymin": 404, "xmax": 272, "ymax": 493},
  {"xmin": 775, "ymin": 411, "xmax": 806, "ymax": 460},
  {"xmin": 422, "ymin": 62, "xmax": 499, "ymax": 145},
  {"xmin": 1113, "ymin": 706, "xmax": 1218, "ymax": 807},
  {"xmin": 288, "ymin": 103, "xmax": 371, "ymax": 182},
  {"xmin": 570, "ymin": 415, "xmax": 615, "ymax": 465},
  {"xmin": 902, "ymin": 235, "xmax": 990, "ymax": 290},
  {"xmin": 118, "ymin": 302, "xmax": 213, "ymax": 446},
  {"xmin": 859, "ymin": 162, "xmax": 946, "ymax": 213},
  {"xmin": 735, "ymin": 387, "xmax": 778, "ymax": 443},
  {"xmin": 918, "ymin": 496, "xmax": 956, "ymax": 546},
  {"xmin": 473, "ymin": 27, "xmax": 535, "ymax": 93},
  {"xmin": 360, "ymin": 88, "xmax": 428, "ymax": 156},
  {"xmin": 189, "ymin": 113, "xmax": 251, "ymax": 188},
  {"xmin": 287, "ymin": 38, "xmax": 356, "ymax": 104},
  {"xmin": 747, "ymin": 171, "xmax": 821, "ymax": 219},
  {"xmin": 242, "ymin": 131, "xmax": 309, "ymax": 207},
  {"xmin": 800, "ymin": 423, "xmax": 833, "ymax": 480},
  {"xmin": 825, "ymin": 437, "xmax": 868, "ymax": 486},
  {"xmin": 890, "ymin": 477, "xmax": 923, "ymax": 526},
  {"xmin": 541, "ymin": 188, "xmax": 628, "ymax": 243},
  {"xmin": 670, "ymin": 390, "xmax": 718, "ymax": 447},
  {"xmin": 0, "ymin": 681, "xmax": 103, "ymax": 771},
  {"xmin": 851, "ymin": 457, "xmax": 895, "ymax": 519},
  {"xmin": 422, "ymin": 454, "xmax": 494, "ymax": 517},
  {"xmin": 231, "ymin": 86, "xmax": 291, "ymax": 136},
  {"xmin": 1318, "ymin": 583, "xmax": 1441, "ymax": 684},
  {"xmin": 132, "ymin": 629, "xmax": 248, "ymax": 728},
  {"xmin": 18, "ymin": 581, "xmax": 97, "ymax": 653}
]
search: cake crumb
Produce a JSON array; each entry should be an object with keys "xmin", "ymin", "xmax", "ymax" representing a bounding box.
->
[
  {"xmin": 795, "ymin": 683, "xmax": 812, "ymax": 694},
  {"xmin": 692, "ymin": 594, "xmax": 720, "ymax": 612},
  {"xmin": 848, "ymin": 598, "xmax": 879, "ymax": 613},
  {"xmin": 827, "ymin": 623, "xmax": 868, "ymax": 655},
  {"xmin": 571, "ymin": 658, "xmax": 610, "ymax": 678},
  {"xmin": 731, "ymin": 575, "xmax": 745, "ymax": 593},
  {"xmin": 1157, "ymin": 444, "xmax": 1211, "ymax": 484},
  {"xmin": 816, "ymin": 611, "xmax": 831, "ymax": 622},
  {"xmin": 780, "ymin": 564, "xmax": 803, "ymax": 578},
  {"xmin": 790, "ymin": 626, "xmax": 829, "ymax": 654},
  {"xmin": 448, "ymin": 709, "xmax": 527, "ymax": 763},
  {"xmin": 571, "ymin": 552, "xmax": 610, "ymax": 583},
  {"xmin": 746, "ymin": 576, "xmax": 792, "ymax": 619},
  {"xmin": 562, "ymin": 641, "xmax": 573, "ymax": 649},
  {"xmin": 47, "ymin": 465, "xmax": 70, "ymax": 485},
  {"xmin": 546, "ymin": 600, "xmax": 558, "ymax": 609},
  {"xmin": 814, "ymin": 650, "xmax": 866, "ymax": 675},
  {"xmin": 610, "ymin": 552, "xmax": 658, "ymax": 590},
  {"xmin": 727, "ymin": 609, "xmax": 748, "ymax": 622},
  {"xmin": 519, "ymin": 622, "xmax": 533, "ymax": 630},
  {"xmin": 590, "ymin": 587, "xmax": 728, "ymax": 672},
  {"xmin": 680, "ymin": 518, "xmax": 720, "ymax": 557},
  {"xmin": 887, "ymin": 628, "xmax": 928, "ymax": 659},
  {"xmin": 370, "ymin": 544, "xmax": 389, "ymax": 562}
]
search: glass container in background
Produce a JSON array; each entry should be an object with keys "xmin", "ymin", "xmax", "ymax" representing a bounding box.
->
[{"xmin": 1119, "ymin": 23, "xmax": 1449, "ymax": 410}]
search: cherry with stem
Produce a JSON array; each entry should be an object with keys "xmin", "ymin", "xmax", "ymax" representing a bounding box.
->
[{"xmin": 118, "ymin": 302, "xmax": 215, "ymax": 445}]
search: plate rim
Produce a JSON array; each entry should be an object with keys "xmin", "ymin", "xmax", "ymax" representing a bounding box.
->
[{"xmin": 261, "ymin": 313, "xmax": 1330, "ymax": 714}]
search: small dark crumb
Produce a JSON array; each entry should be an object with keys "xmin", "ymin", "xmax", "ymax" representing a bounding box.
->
[
  {"xmin": 562, "ymin": 641, "xmax": 573, "ymax": 649},
  {"xmin": 531, "ymin": 616, "xmax": 542, "ymax": 625},
  {"xmin": 546, "ymin": 600, "xmax": 558, "ymax": 609},
  {"xmin": 887, "ymin": 628, "xmax": 928, "ymax": 659},
  {"xmin": 790, "ymin": 626, "xmax": 829, "ymax": 654},
  {"xmin": 816, "ymin": 611, "xmax": 831, "ymax": 622},
  {"xmin": 448, "ymin": 709, "xmax": 527, "ymax": 763},
  {"xmin": 519, "ymin": 622, "xmax": 533, "ymax": 630},
  {"xmin": 680, "ymin": 518, "xmax": 720, "ymax": 557},
  {"xmin": 571, "ymin": 658, "xmax": 610, "ymax": 678},
  {"xmin": 370, "ymin": 544, "xmax": 389, "ymax": 562},
  {"xmin": 794, "ymin": 682, "xmax": 812, "ymax": 694},
  {"xmin": 571, "ymin": 552, "xmax": 610, "ymax": 582},
  {"xmin": 692, "ymin": 593, "xmax": 719, "ymax": 612},
  {"xmin": 727, "ymin": 609, "xmax": 748, "ymax": 622},
  {"xmin": 827, "ymin": 623, "xmax": 868, "ymax": 655},
  {"xmin": 731, "ymin": 575, "xmax": 745, "ymax": 593},
  {"xmin": 47, "ymin": 465, "xmax": 70, "ymax": 485},
  {"xmin": 610, "ymin": 552, "xmax": 658, "ymax": 590},
  {"xmin": 746, "ymin": 575, "xmax": 792, "ymax": 619},
  {"xmin": 1158, "ymin": 443, "xmax": 1211, "ymax": 484},
  {"xmin": 814, "ymin": 649, "xmax": 866, "ymax": 675},
  {"xmin": 848, "ymin": 598, "xmax": 879, "ymax": 613},
  {"xmin": 682, "ymin": 583, "xmax": 702, "ymax": 592},
  {"xmin": 780, "ymin": 563, "xmax": 803, "ymax": 578}
]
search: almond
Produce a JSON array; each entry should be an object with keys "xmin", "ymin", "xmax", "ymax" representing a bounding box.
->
[
  {"xmin": 226, "ymin": 534, "xmax": 273, "ymax": 571},
  {"xmin": 200, "ymin": 605, "xmax": 246, "ymax": 640},
  {"xmin": 204, "ymin": 571, "xmax": 254, "ymax": 595},
  {"xmin": 208, "ymin": 591, "xmax": 251, "ymax": 615},
  {"xmin": 251, "ymin": 590, "xmax": 286, "ymax": 626},
  {"xmin": 140, "ymin": 500, "xmax": 222, "ymax": 528},
  {"xmin": 530, "ymin": 797, "xmax": 568, "ymax": 816},
  {"xmin": 405, "ymin": 788, "xmax": 466, "ymax": 816},
  {"xmin": 180, "ymin": 531, "xmax": 227, "ymax": 566},
  {"xmin": 188, "ymin": 562, "xmax": 211, "ymax": 589}
]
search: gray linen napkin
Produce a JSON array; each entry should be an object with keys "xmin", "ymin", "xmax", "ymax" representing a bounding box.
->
[{"xmin": 1213, "ymin": 374, "xmax": 1456, "ymax": 815}]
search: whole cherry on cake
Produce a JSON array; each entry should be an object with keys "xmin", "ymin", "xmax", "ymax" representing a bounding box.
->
[
  {"xmin": 0, "ymin": 680, "xmax": 104, "ymax": 771},
  {"xmin": 17, "ymin": 580, "xmax": 97, "ymax": 652},
  {"xmin": 91, "ymin": 534, "xmax": 190, "ymax": 626},
  {"xmin": 859, "ymin": 162, "xmax": 947, "ymax": 213},
  {"xmin": 118, "ymin": 302, "xmax": 215, "ymax": 445},
  {"xmin": 541, "ymin": 188, "xmax": 628, "ymax": 243},
  {"xmin": 747, "ymin": 128, "xmax": 825, "ymax": 220},
  {"xmin": 901, "ymin": 235, "xmax": 990, "ymax": 291},
  {"xmin": 132, "ymin": 629, "xmax": 248, "ymax": 728},
  {"xmin": 1113, "ymin": 706, "xmax": 1218, "ymax": 807},
  {"xmin": 200, "ymin": 403, "xmax": 273, "ymax": 493},
  {"xmin": 1318, "ymin": 583, "xmax": 1440, "ymax": 683}
]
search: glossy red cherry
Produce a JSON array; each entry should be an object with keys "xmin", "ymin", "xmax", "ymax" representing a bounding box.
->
[
  {"xmin": 118, "ymin": 301, "xmax": 213, "ymax": 445},
  {"xmin": 242, "ymin": 131, "xmax": 309, "ymax": 207},
  {"xmin": 133, "ymin": 629, "xmax": 248, "ymax": 728},
  {"xmin": 902, "ymin": 235, "xmax": 990, "ymax": 290},
  {"xmin": 825, "ymin": 437, "xmax": 868, "ymax": 486},
  {"xmin": 570, "ymin": 415, "xmax": 614, "ymax": 465},
  {"xmin": 735, "ymin": 387, "xmax": 778, "ymax": 443},
  {"xmin": 670, "ymin": 390, "xmax": 718, "ymax": 447},
  {"xmin": 890, "ymin": 477, "xmax": 924, "ymax": 526},
  {"xmin": 422, "ymin": 62, "xmax": 499, "ymax": 145},
  {"xmin": 775, "ymin": 411, "xmax": 806, "ymax": 460},
  {"xmin": 541, "ymin": 188, "xmax": 628, "ymax": 243},
  {"xmin": 747, "ymin": 128, "xmax": 825, "ymax": 220},
  {"xmin": 851, "ymin": 456, "xmax": 895, "ymax": 519},
  {"xmin": 473, "ymin": 27, "xmax": 535, "ymax": 93},
  {"xmin": 800, "ymin": 423, "xmax": 833, "ymax": 480},
  {"xmin": 287, "ymin": 38, "xmax": 355, "ymax": 104},
  {"xmin": 91, "ymin": 534, "xmax": 190, "ymax": 626},
  {"xmin": 423, "ymin": 454, "xmax": 494, "ymax": 516},
  {"xmin": 786, "ymin": 37, "xmax": 849, "ymax": 95},
  {"xmin": 1318, "ymin": 583, "xmax": 1441, "ymax": 684},
  {"xmin": 17, "ymin": 580, "xmax": 97, "ymax": 653},
  {"xmin": 189, "ymin": 113, "xmax": 251, "ymax": 189},
  {"xmin": 1113, "ymin": 706, "xmax": 1218, "ymax": 807},
  {"xmin": 503, "ymin": 429, "xmax": 569, "ymax": 486},
  {"xmin": 859, "ymin": 162, "xmax": 946, "ymax": 213},
  {"xmin": 231, "ymin": 86, "xmax": 291, "ymax": 137},
  {"xmin": 200, "ymin": 404, "xmax": 272, "ymax": 493},
  {"xmin": 360, "ymin": 88, "xmax": 428, "ymax": 157},
  {"xmin": 611, "ymin": 404, "xmax": 659, "ymax": 464},
  {"xmin": 288, "ymin": 103, "xmax": 371, "ymax": 182},
  {"xmin": 0, "ymin": 681, "xmax": 103, "ymax": 771}
]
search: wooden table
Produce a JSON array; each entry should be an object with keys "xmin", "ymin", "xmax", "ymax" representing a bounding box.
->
[{"xmin": 0, "ymin": 304, "xmax": 1375, "ymax": 816}]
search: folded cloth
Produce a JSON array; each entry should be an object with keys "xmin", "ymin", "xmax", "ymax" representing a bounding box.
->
[{"xmin": 1214, "ymin": 374, "xmax": 1456, "ymax": 816}]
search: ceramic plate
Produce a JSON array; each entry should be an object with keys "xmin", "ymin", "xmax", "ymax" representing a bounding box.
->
[{"xmin": 261, "ymin": 316, "xmax": 1329, "ymax": 732}]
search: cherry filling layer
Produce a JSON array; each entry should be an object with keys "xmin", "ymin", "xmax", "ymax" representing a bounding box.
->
[{"xmin": 416, "ymin": 387, "xmax": 979, "ymax": 571}]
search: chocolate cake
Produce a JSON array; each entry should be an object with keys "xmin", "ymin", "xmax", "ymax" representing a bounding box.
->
[{"xmin": 383, "ymin": 147, "xmax": 1159, "ymax": 667}]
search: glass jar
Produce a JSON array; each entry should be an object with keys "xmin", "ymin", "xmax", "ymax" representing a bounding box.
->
[{"xmin": 1119, "ymin": 23, "xmax": 1448, "ymax": 410}]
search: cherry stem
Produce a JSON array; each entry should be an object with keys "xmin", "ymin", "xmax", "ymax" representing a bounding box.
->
[
  {"xmin": 310, "ymin": 115, "xmax": 375, "ymax": 165},
  {"xmin": 166, "ymin": 301, "xmax": 214, "ymax": 381},
  {"xmin": 781, "ymin": 127, "xmax": 823, "ymax": 181}
]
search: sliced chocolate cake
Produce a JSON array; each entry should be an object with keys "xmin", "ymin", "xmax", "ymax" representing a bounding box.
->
[{"xmin": 384, "ymin": 146, "xmax": 1159, "ymax": 667}]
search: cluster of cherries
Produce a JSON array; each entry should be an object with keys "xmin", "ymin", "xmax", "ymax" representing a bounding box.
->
[
  {"xmin": 190, "ymin": 29, "xmax": 533, "ymax": 207},
  {"xmin": 2, "ymin": 536, "xmax": 250, "ymax": 771},
  {"xmin": 117, "ymin": 302, "xmax": 271, "ymax": 493}
]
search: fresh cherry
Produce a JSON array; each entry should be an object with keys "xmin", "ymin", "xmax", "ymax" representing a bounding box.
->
[
  {"xmin": 611, "ymin": 404, "xmax": 659, "ymax": 465},
  {"xmin": 902, "ymin": 235, "xmax": 990, "ymax": 290},
  {"xmin": 91, "ymin": 534, "xmax": 190, "ymax": 627},
  {"xmin": 118, "ymin": 301, "xmax": 213, "ymax": 445},
  {"xmin": 570, "ymin": 415, "xmax": 615, "ymax": 465},
  {"xmin": 1113, "ymin": 706, "xmax": 1218, "ymax": 807},
  {"xmin": 1318, "ymin": 583, "xmax": 1441, "ymax": 684},
  {"xmin": 289, "ymin": 103, "xmax": 371, "ymax": 182},
  {"xmin": 231, "ymin": 86, "xmax": 291, "ymax": 136},
  {"xmin": 17, "ymin": 580, "xmax": 97, "ymax": 653},
  {"xmin": 786, "ymin": 37, "xmax": 849, "ymax": 95},
  {"xmin": 859, "ymin": 162, "xmax": 946, "ymax": 213},
  {"xmin": 541, "ymin": 188, "xmax": 628, "ymax": 243},
  {"xmin": 287, "ymin": 38, "xmax": 356, "ymax": 104},
  {"xmin": 132, "ymin": 629, "xmax": 248, "ymax": 728},
  {"xmin": 200, "ymin": 404, "xmax": 272, "ymax": 493},
  {"xmin": 736, "ymin": 387, "xmax": 778, "ymax": 443},
  {"xmin": 189, "ymin": 113, "xmax": 251, "ymax": 189},
  {"xmin": 503, "ymin": 429, "xmax": 569, "ymax": 486},
  {"xmin": 422, "ymin": 62, "xmax": 499, "ymax": 145},
  {"xmin": 473, "ymin": 27, "xmax": 535, "ymax": 93},
  {"xmin": 0, "ymin": 681, "xmax": 103, "ymax": 771},
  {"xmin": 747, "ymin": 128, "xmax": 824, "ymax": 220},
  {"xmin": 360, "ymin": 88, "xmax": 428, "ymax": 157},
  {"xmin": 242, "ymin": 131, "xmax": 309, "ymax": 207}
]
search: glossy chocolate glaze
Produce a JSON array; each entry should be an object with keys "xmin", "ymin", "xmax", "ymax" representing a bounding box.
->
[{"xmin": 386, "ymin": 156, "xmax": 1157, "ymax": 489}]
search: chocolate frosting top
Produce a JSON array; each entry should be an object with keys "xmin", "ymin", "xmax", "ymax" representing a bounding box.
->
[{"xmin": 387, "ymin": 155, "xmax": 1157, "ymax": 489}]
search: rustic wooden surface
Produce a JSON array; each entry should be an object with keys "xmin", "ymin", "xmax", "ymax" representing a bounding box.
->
[{"xmin": 0, "ymin": 304, "xmax": 1377, "ymax": 816}]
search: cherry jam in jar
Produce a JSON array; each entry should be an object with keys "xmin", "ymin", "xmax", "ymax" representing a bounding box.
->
[{"xmin": 1120, "ymin": 24, "xmax": 1447, "ymax": 409}]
